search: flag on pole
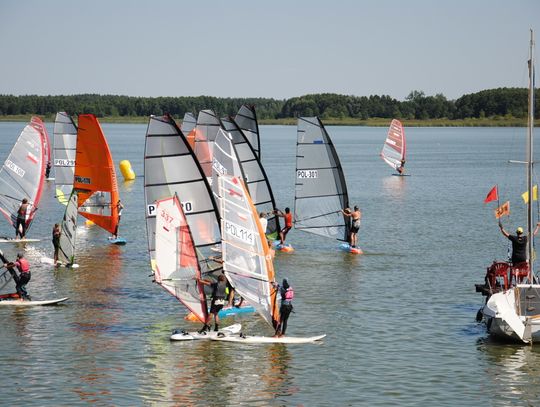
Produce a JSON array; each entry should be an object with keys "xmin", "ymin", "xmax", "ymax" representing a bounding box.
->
[
  {"xmin": 494, "ymin": 201, "xmax": 510, "ymax": 219},
  {"xmin": 484, "ymin": 185, "xmax": 498, "ymax": 203},
  {"xmin": 521, "ymin": 185, "xmax": 538, "ymax": 204}
]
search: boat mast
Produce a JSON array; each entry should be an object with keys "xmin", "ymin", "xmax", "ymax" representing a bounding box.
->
[{"xmin": 528, "ymin": 29, "xmax": 535, "ymax": 281}]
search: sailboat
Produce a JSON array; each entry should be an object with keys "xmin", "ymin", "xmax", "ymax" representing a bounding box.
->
[
  {"xmin": 380, "ymin": 119, "xmax": 407, "ymax": 175},
  {"xmin": 53, "ymin": 112, "xmax": 77, "ymax": 205},
  {"xmin": 294, "ymin": 117, "xmax": 361, "ymax": 254},
  {"xmin": 477, "ymin": 30, "xmax": 540, "ymax": 343},
  {"xmin": 74, "ymin": 114, "xmax": 124, "ymax": 244},
  {"xmin": 0, "ymin": 116, "xmax": 47, "ymax": 241}
]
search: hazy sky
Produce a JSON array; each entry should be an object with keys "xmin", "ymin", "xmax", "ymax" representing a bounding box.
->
[{"xmin": 1, "ymin": 0, "xmax": 539, "ymax": 101}]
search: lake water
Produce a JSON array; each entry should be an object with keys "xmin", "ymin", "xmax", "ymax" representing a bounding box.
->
[{"xmin": 1, "ymin": 121, "xmax": 539, "ymax": 406}]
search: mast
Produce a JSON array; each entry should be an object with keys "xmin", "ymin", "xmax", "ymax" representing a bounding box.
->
[{"xmin": 528, "ymin": 29, "xmax": 535, "ymax": 281}]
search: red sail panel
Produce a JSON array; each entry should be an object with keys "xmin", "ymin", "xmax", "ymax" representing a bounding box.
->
[{"xmin": 73, "ymin": 114, "xmax": 119, "ymax": 234}]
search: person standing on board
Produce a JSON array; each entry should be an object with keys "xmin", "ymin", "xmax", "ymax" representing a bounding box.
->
[
  {"xmin": 273, "ymin": 278, "xmax": 294, "ymax": 337},
  {"xmin": 274, "ymin": 208, "xmax": 293, "ymax": 245},
  {"xmin": 112, "ymin": 200, "xmax": 124, "ymax": 239},
  {"xmin": 397, "ymin": 159, "xmax": 406, "ymax": 175},
  {"xmin": 15, "ymin": 198, "xmax": 30, "ymax": 239},
  {"xmin": 4, "ymin": 253, "xmax": 31, "ymax": 300},
  {"xmin": 341, "ymin": 206, "xmax": 362, "ymax": 248},
  {"xmin": 52, "ymin": 223, "xmax": 61, "ymax": 265},
  {"xmin": 499, "ymin": 222, "xmax": 540, "ymax": 265},
  {"xmin": 196, "ymin": 273, "xmax": 228, "ymax": 332},
  {"xmin": 45, "ymin": 161, "xmax": 51, "ymax": 178}
]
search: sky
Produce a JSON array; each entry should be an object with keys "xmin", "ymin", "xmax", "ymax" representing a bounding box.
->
[{"xmin": 0, "ymin": 0, "xmax": 539, "ymax": 101}]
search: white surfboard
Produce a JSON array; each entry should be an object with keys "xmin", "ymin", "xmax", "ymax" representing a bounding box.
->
[
  {"xmin": 0, "ymin": 297, "xmax": 69, "ymax": 306},
  {"xmin": 40, "ymin": 257, "xmax": 80, "ymax": 268},
  {"xmin": 211, "ymin": 333, "xmax": 326, "ymax": 344},
  {"xmin": 170, "ymin": 323, "xmax": 242, "ymax": 341},
  {"xmin": 0, "ymin": 238, "xmax": 41, "ymax": 243}
]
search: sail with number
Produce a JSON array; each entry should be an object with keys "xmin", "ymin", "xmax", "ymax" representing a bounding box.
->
[
  {"xmin": 221, "ymin": 117, "xmax": 280, "ymax": 239},
  {"xmin": 144, "ymin": 114, "xmax": 221, "ymax": 272},
  {"xmin": 294, "ymin": 117, "xmax": 350, "ymax": 242},
  {"xmin": 74, "ymin": 114, "xmax": 120, "ymax": 234},
  {"xmin": 234, "ymin": 105, "xmax": 261, "ymax": 159},
  {"xmin": 380, "ymin": 119, "xmax": 406, "ymax": 171},
  {"xmin": 0, "ymin": 116, "xmax": 47, "ymax": 234},
  {"xmin": 53, "ymin": 112, "xmax": 77, "ymax": 205},
  {"xmin": 58, "ymin": 191, "xmax": 78, "ymax": 265},
  {"xmin": 219, "ymin": 175, "xmax": 279, "ymax": 328},
  {"xmin": 155, "ymin": 194, "xmax": 208, "ymax": 323},
  {"xmin": 211, "ymin": 128, "xmax": 244, "ymax": 207}
]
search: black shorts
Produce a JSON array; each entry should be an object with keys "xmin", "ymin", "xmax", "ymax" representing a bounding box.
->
[
  {"xmin": 210, "ymin": 299, "xmax": 225, "ymax": 314},
  {"xmin": 351, "ymin": 225, "xmax": 359, "ymax": 233}
]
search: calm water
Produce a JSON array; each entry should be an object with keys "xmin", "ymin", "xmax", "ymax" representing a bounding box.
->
[{"xmin": 0, "ymin": 121, "xmax": 539, "ymax": 406}]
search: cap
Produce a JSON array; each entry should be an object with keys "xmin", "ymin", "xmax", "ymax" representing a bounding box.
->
[{"xmin": 517, "ymin": 227, "xmax": 524, "ymax": 234}]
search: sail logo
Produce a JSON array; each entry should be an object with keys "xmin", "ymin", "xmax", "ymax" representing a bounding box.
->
[
  {"xmin": 75, "ymin": 176, "xmax": 91, "ymax": 184},
  {"xmin": 212, "ymin": 158, "xmax": 227, "ymax": 176},
  {"xmin": 224, "ymin": 220, "xmax": 254, "ymax": 245},
  {"xmin": 54, "ymin": 158, "xmax": 75, "ymax": 167},
  {"xmin": 181, "ymin": 201, "xmax": 193, "ymax": 213},
  {"xmin": 297, "ymin": 170, "xmax": 318, "ymax": 179},
  {"xmin": 159, "ymin": 209, "xmax": 176, "ymax": 228},
  {"xmin": 5, "ymin": 160, "xmax": 25, "ymax": 177}
]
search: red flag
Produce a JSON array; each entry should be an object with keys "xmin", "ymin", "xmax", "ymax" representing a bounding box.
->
[{"xmin": 484, "ymin": 185, "xmax": 498, "ymax": 203}]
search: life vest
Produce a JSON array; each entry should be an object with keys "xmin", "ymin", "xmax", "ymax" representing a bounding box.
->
[
  {"xmin": 284, "ymin": 287, "xmax": 294, "ymax": 301},
  {"xmin": 16, "ymin": 258, "xmax": 30, "ymax": 273}
]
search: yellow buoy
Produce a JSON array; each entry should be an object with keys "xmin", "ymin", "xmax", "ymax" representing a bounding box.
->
[
  {"xmin": 119, "ymin": 160, "xmax": 136, "ymax": 181},
  {"xmin": 85, "ymin": 219, "xmax": 94, "ymax": 226}
]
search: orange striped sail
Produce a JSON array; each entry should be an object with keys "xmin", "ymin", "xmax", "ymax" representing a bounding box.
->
[{"xmin": 73, "ymin": 114, "xmax": 119, "ymax": 234}]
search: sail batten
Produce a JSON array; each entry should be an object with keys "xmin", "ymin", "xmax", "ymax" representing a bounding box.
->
[{"xmin": 294, "ymin": 117, "xmax": 350, "ymax": 242}]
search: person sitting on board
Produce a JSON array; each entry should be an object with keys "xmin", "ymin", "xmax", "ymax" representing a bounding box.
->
[
  {"xmin": 45, "ymin": 161, "xmax": 51, "ymax": 178},
  {"xmin": 272, "ymin": 278, "xmax": 294, "ymax": 337},
  {"xmin": 15, "ymin": 198, "xmax": 30, "ymax": 239},
  {"xmin": 274, "ymin": 207, "xmax": 293, "ymax": 245},
  {"xmin": 4, "ymin": 253, "xmax": 31, "ymax": 300},
  {"xmin": 397, "ymin": 159, "xmax": 406, "ymax": 175},
  {"xmin": 499, "ymin": 222, "xmax": 540, "ymax": 267},
  {"xmin": 341, "ymin": 206, "xmax": 362, "ymax": 248},
  {"xmin": 112, "ymin": 200, "xmax": 124, "ymax": 239},
  {"xmin": 52, "ymin": 223, "xmax": 61, "ymax": 266},
  {"xmin": 196, "ymin": 273, "xmax": 229, "ymax": 332}
]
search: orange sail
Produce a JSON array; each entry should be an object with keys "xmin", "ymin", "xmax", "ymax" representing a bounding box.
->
[{"xmin": 73, "ymin": 114, "xmax": 119, "ymax": 234}]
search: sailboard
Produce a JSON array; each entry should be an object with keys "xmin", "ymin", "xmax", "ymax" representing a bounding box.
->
[
  {"xmin": 74, "ymin": 114, "xmax": 121, "ymax": 238},
  {"xmin": 0, "ymin": 238, "xmax": 41, "ymax": 243},
  {"xmin": 295, "ymin": 117, "xmax": 356, "ymax": 251},
  {"xmin": 220, "ymin": 116, "xmax": 280, "ymax": 240},
  {"xmin": 381, "ymin": 119, "xmax": 406, "ymax": 175},
  {"xmin": 53, "ymin": 112, "xmax": 77, "ymax": 205},
  {"xmin": 155, "ymin": 194, "xmax": 209, "ymax": 324},
  {"xmin": 0, "ymin": 116, "xmax": 47, "ymax": 237},
  {"xmin": 219, "ymin": 175, "xmax": 280, "ymax": 328},
  {"xmin": 170, "ymin": 323, "xmax": 242, "ymax": 341},
  {"xmin": 0, "ymin": 297, "xmax": 69, "ymax": 306},
  {"xmin": 234, "ymin": 105, "xmax": 261, "ymax": 159},
  {"xmin": 211, "ymin": 333, "xmax": 326, "ymax": 344},
  {"xmin": 144, "ymin": 114, "xmax": 221, "ymax": 273}
]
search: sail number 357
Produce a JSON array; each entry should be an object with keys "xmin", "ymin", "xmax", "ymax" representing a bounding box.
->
[{"xmin": 297, "ymin": 170, "xmax": 318, "ymax": 179}]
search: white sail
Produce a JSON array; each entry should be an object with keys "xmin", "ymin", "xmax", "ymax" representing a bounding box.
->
[
  {"xmin": 294, "ymin": 117, "xmax": 350, "ymax": 241},
  {"xmin": 381, "ymin": 119, "xmax": 406, "ymax": 171},
  {"xmin": 219, "ymin": 175, "xmax": 279, "ymax": 328},
  {"xmin": 180, "ymin": 112, "xmax": 197, "ymax": 135},
  {"xmin": 155, "ymin": 194, "xmax": 208, "ymax": 323},
  {"xmin": 234, "ymin": 105, "xmax": 261, "ymax": 158},
  {"xmin": 58, "ymin": 191, "xmax": 78, "ymax": 265},
  {"xmin": 211, "ymin": 128, "xmax": 244, "ymax": 208},
  {"xmin": 194, "ymin": 109, "xmax": 221, "ymax": 179},
  {"xmin": 53, "ymin": 112, "xmax": 77, "ymax": 205}
]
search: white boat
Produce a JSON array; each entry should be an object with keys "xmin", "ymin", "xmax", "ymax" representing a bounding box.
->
[
  {"xmin": 380, "ymin": 119, "xmax": 407, "ymax": 175},
  {"xmin": 478, "ymin": 30, "xmax": 540, "ymax": 344}
]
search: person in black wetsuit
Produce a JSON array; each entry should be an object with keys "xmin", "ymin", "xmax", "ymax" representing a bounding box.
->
[
  {"xmin": 197, "ymin": 273, "xmax": 228, "ymax": 332},
  {"xmin": 273, "ymin": 278, "xmax": 294, "ymax": 337},
  {"xmin": 499, "ymin": 222, "xmax": 540, "ymax": 264}
]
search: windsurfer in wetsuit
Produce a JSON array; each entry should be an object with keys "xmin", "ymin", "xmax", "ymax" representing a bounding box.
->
[
  {"xmin": 275, "ymin": 207, "xmax": 293, "ymax": 245},
  {"xmin": 4, "ymin": 253, "xmax": 31, "ymax": 300},
  {"xmin": 196, "ymin": 273, "xmax": 228, "ymax": 332},
  {"xmin": 112, "ymin": 200, "xmax": 124, "ymax": 239},
  {"xmin": 273, "ymin": 278, "xmax": 294, "ymax": 337},
  {"xmin": 15, "ymin": 198, "xmax": 30, "ymax": 239},
  {"xmin": 397, "ymin": 159, "xmax": 406, "ymax": 175},
  {"xmin": 499, "ymin": 222, "xmax": 540, "ymax": 265},
  {"xmin": 342, "ymin": 205, "xmax": 362, "ymax": 248},
  {"xmin": 52, "ymin": 223, "xmax": 61, "ymax": 265},
  {"xmin": 45, "ymin": 161, "xmax": 51, "ymax": 178}
]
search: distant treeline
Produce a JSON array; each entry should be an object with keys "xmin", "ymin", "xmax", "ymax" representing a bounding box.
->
[{"xmin": 0, "ymin": 88, "xmax": 538, "ymax": 120}]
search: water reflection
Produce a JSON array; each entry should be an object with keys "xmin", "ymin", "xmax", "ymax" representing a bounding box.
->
[{"xmin": 381, "ymin": 174, "xmax": 407, "ymax": 200}]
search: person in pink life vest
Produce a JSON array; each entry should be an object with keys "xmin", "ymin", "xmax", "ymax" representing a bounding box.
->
[{"xmin": 273, "ymin": 278, "xmax": 294, "ymax": 337}]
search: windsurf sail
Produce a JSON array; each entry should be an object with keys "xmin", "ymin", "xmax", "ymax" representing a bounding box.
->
[
  {"xmin": 193, "ymin": 109, "xmax": 221, "ymax": 178},
  {"xmin": 294, "ymin": 117, "xmax": 350, "ymax": 242},
  {"xmin": 155, "ymin": 194, "xmax": 208, "ymax": 323},
  {"xmin": 144, "ymin": 114, "xmax": 221, "ymax": 272},
  {"xmin": 211, "ymin": 128, "xmax": 245, "ymax": 207},
  {"xmin": 221, "ymin": 116, "xmax": 280, "ymax": 239},
  {"xmin": 234, "ymin": 105, "xmax": 261, "ymax": 159},
  {"xmin": 73, "ymin": 114, "xmax": 119, "ymax": 234},
  {"xmin": 53, "ymin": 112, "xmax": 77, "ymax": 205},
  {"xmin": 181, "ymin": 112, "xmax": 197, "ymax": 135},
  {"xmin": 0, "ymin": 117, "xmax": 47, "ymax": 234},
  {"xmin": 58, "ymin": 191, "xmax": 78, "ymax": 265},
  {"xmin": 219, "ymin": 175, "xmax": 279, "ymax": 328},
  {"xmin": 380, "ymin": 119, "xmax": 406, "ymax": 171}
]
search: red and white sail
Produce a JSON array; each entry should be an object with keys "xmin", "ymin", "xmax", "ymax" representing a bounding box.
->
[{"xmin": 380, "ymin": 119, "xmax": 406, "ymax": 171}]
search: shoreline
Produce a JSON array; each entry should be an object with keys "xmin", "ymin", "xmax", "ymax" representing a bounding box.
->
[{"xmin": 0, "ymin": 114, "xmax": 535, "ymax": 127}]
